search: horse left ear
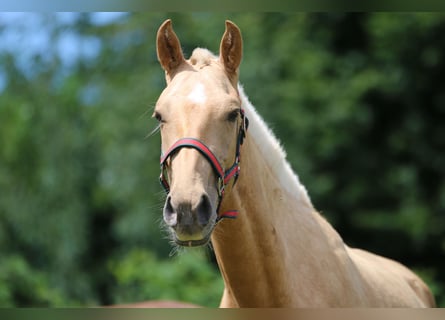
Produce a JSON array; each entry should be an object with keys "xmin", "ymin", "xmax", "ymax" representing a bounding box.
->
[
  {"xmin": 219, "ymin": 20, "xmax": 243, "ymax": 79},
  {"xmin": 156, "ymin": 19, "xmax": 186, "ymax": 81}
]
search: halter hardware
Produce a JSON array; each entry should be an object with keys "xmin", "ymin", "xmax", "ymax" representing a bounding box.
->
[{"xmin": 159, "ymin": 109, "xmax": 248, "ymax": 221}]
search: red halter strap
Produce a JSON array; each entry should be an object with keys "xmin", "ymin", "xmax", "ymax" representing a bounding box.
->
[
  {"xmin": 159, "ymin": 109, "xmax": 248, "ymax": 221},
  {"xmin": 160, "ymin": 138, "xmax": 226, "ymax": 195}
]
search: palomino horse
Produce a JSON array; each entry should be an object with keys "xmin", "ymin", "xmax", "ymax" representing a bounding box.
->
[{"xmin": 153, "ymin": 19, "xmax": 436, "ymax": 307}]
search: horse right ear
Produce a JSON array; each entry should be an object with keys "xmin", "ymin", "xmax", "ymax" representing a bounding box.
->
[
  {"xmin": 219, "ymin": 20, "xmax": 243, "ymax": 81},
  {"xmin": 156, "ymin": 19, "xmax": 186, "ymax": 80}
]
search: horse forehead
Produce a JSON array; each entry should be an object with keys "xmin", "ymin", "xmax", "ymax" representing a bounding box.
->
[
  {"xmin": 186, "ymin": 82, "xmax": 207, "ymax": 104},
  {"xmin": 173, "ymin": 66, "xmax": 228, "ymax": 94},
  {"xmin": 166, "ymin": 72, "xmax": 233, "ymax": 106}
]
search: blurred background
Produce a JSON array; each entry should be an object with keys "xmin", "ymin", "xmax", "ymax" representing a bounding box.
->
[{"xmin": 0, "ymin": 12, "xmax": 444, "ymax": 307}]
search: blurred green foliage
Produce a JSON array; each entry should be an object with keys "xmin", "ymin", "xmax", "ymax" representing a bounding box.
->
[
  {"xmin": 0, "ymin": 13, "xmax": 444, "ymax": 307},
  {"xmin": 109, "ymin": 249, "xmax": 223, "ymax": 307}
]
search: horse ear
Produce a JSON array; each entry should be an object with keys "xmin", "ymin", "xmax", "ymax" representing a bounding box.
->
[
  {"xmin": 219, "ymin": 20, "xmax": 243, "ymax": 78},
  {"xmin": 156, "ymin": 19, "xmax": 186, "ymax": 78}
]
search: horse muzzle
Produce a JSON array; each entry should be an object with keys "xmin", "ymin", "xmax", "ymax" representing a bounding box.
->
[{"xmin": 163, "ymin": 193, "xmax": 216, "ymax": 247}]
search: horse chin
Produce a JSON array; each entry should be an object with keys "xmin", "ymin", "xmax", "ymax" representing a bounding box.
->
[
  {"xmin": 174, "ymin": 235, "xmax": 211, "ymax": 247},
  {"xmin": 172, "ymin": 224, "xmax": 215, "ymax": 247}
]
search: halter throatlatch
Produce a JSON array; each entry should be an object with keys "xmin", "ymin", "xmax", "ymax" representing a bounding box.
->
[{"xmin": 159, "ymin": 109, "xmax": 248, "ymax": 222}]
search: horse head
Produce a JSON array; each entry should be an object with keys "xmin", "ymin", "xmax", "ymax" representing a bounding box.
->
[{"xmin": 154, "ymin": 19, "xmax": 245, "ymax": 247}]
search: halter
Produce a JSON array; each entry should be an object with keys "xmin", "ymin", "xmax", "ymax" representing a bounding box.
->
[{"xmin": 159, "ymin": 109, "xmax": 249, "ymax": 222}]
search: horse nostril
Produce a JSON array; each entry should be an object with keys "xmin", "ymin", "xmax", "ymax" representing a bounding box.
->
[
  {"xmin": 163, "ymin": 196, "xmax": 177, "ymax": 227},
  {"xmin": 196, "ymin": 194, "xmax": 213, "ymax": 226}
]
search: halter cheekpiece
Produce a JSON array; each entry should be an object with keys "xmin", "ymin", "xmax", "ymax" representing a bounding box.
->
[{"xmin": 159, "ymin": 109, "xmax": 249, "ymax": 222}]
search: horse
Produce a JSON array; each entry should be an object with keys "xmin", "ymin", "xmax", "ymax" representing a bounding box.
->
[{"xmin": 153, "ymin": 19, "xmax": 436, "ymax": 308}]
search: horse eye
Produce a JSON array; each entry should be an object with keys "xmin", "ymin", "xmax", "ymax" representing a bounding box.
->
[
  {"xmin": 227, "ymin": 109, "xmax": 240, "ymax": 122},
  {"xmin": 153, "ymin": 111, "xmax": 164, "ymax": 123}
]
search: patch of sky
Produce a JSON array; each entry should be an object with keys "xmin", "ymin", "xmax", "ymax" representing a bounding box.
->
[
  {"xmin": 89, "ymin": 12, "xmax": 129, "ymax": 26},
  {"xmin": 79, "ymin": 81, "xmax": 101, "ymax": 107},
  {"xmin": 0, "ymin": 12, "xmax": 128, "ymax": 82},
  {"xmin": 55, "ymin": 30, "xmax": 102, "ymax": 69},
  {"xmin": 0, "ymin": 69, "xmax": 7, "ymax": 93}
]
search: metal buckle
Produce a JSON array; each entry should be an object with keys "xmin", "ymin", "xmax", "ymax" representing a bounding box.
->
[
  {"xmin": 159, "ymin": 164, "xmax": 170, "ymax": 193},
  {"xmin": 217, "ymin": 176, "xmax": 225, "ymax": 197}
]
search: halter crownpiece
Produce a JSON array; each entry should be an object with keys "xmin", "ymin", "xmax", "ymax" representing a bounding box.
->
[{"xmin": 159, "ymin": 108, "xmax": 249, "ymax": 222}]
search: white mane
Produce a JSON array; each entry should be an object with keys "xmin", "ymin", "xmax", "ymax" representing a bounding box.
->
[{"xmin": 238, "ymin": 84, "xmax": 312, "ymax": 206}]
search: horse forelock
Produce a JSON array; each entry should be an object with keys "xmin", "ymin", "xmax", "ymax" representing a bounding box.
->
[{"xmin": 189, "ymin": 48, "xmax": 217, "ymax": 69}]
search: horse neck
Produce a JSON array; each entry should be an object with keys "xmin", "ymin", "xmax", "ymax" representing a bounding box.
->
[{"xmin": 211, "ymin": 91, "xmax": 352, "ymax": 307}]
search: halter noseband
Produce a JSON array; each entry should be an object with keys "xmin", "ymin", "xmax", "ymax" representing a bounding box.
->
[{"xmin": 159, "ymin": 109, "xmax": 248, "ymax": 221}]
